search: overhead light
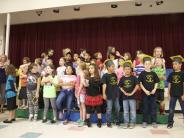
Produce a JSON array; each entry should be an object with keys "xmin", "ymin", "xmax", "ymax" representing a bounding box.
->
[
  {"xmin": 111, "ymin": 4, "xmax": 118, "ymax": 8},
  {"xmin": 36, "ymin": 10, "xmax": 43, "ymax": 16},
  {"xmin": 53, "ymin": 9, "xmax": 60, "ymax": 13},
  {"xmin": 135, "ymin": 2, "xmax": 142, "ymax": 6},
  {"xmin": 74, "ymin": 6, "xmax": 80, "ymax": 11},
  {"xmin": 156, "ymin": 0, "xmax": 164, "ymax": 5}
]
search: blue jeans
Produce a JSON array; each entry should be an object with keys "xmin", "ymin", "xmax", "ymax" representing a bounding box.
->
[
  {"xmin": 106, "ymin": 97, "xmax": 120, "ymax": 123},
  {"xmin": 56, "ymin": 89, "xmax": 74, "ymax": 120},
  {"xmin": 142, "ymin": 95, "xmax": 157, "ymax": 123},
  {"xmin": 123, "ymin": 99, "xmax": 136, "ymax": 124},
  {"xmin": 168, "ymin": 96, "xmax": 184, "ymax": 124}
]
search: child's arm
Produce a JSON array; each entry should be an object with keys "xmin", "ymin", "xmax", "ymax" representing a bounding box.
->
[
  {"xmin": 151, "ymin": 83, "xmax": 158, "ymax": 95},
  {"xmin": 128, "ymin": 84, "xmax": 139, "ymax": 96},
  {"xmin": 140, "ymin": 82, "xmax": 150, "ymax": 96},
  {"xmin": 167, "ymin": 83, "xmax": 171, "ymax": 99},
  {"xmin": 182, "ymin": 82, "xmax": 184, "ymax": 101},
  {"xmin": 36, "ymin": 77, "xmax": 41, "ymax": 98},
  {"xmin": 119, "ymin": 87, "xmax": 128, "ymax": 96},
  {"xmin": 102, "ymin": 84, "xmax": 107, "ymax": 100}
]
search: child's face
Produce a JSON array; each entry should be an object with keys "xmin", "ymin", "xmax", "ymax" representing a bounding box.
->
[
  {"xmin": 76, "ymin": 58, "xmax": 81, "ymax": 65},
  {"xmin": 97, "ymin": 53, "xmax": 102, "ymax": 60},
  {"xmin": 65, "ymin": 66, "xmax": 73, "ymax": 75},
  {"xmin": 48, "ymin": 50, "xmax": 54, "ymax": 56},
  {"xmin": 23, "ymin": 59, "xmax": 28, "ymax": 64},
  {"xmin": 155, "ymin": 48, "xmax": 162, "ymax": 57},
  {"xmin": 31, "ymin": 66, "xmax": 38, "ymax": 74},
  {"xmin": 84, "ymin": 53, "xmax": 90, "ymax": 60},
  {"xmin": 47, "ymin": 59, "xmax": 53, "ymax": 65},
  {"xmin": 90, "ymin": 60, "xmax": 96, "ymax": 64},
  {"xmin": 65, "ymin": 54, "xmax": 72, "ymax": 62},
  {"xmin": 124, "ymin": 54, "xmax": 129, "ymax": 60},
  {"xmin": 111, "ymin": 48, "xmax": 116, "ymax": 53},
  {"xmin": 144, "ymin": 61, "xmax": 152, "ymax": 70},
  {"xmin": 124, "ymin": 67, "xmax": 131, "ymax": 76},
  {"xmin": 73, "ymin": 54, "xmax": 79, "ymax": 61},
  {"xmin": 107, "ymin": 64, "xmax": 115, "ymax": 73},
  {"xmin": 118, "ymin": 59, "xmax": 124, "ymax": 67},
  {"xmin": 89, "ymin": 65, "xmax": 95, "ymax": 75},
  {"xmin": 173, "ymin": 62, "xmax": 182, "ymax": 71},
  {"xmin": 155, "ymin": 58, "xmax": 163, "ymax": 67},
  {"xmin": 45, "ymin": 66, "xmax": 53, "ymax": 75},
  {"xmin": 59, "ymin": 58, "xmax": 65, "ymax": 66}
]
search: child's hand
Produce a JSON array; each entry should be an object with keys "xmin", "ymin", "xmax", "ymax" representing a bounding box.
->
[
  {"xmin": 145, "ymin": 91, "xmax": 150, "ymax": 96},
  {"xmin": 35, "ymin": 92, "xmax": 39, "ymax": 99},
  {"xmin": 151, "ymin": 89, "xmax": 156, "ymax": 95},
  {"xmin": 181, "ymin": 95, "xmax": 184, "ymax": 101},
  {"xmin": 103, "ymin": 94, "xmax": 107, "ymax": 100}
]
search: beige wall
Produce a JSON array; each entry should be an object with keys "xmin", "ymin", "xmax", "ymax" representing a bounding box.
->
[{"xmin": 0, "ymin": 15, "xmax": 6, "ymax": 54}]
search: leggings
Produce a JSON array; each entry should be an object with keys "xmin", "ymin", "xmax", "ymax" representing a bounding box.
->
[
  {"xmin": 43, "ymin": 98, "xmax": 57, "ymax": 119},
  {"xmin": 27, "ymin": 89, "xmax": 39, "ymax": 115}
]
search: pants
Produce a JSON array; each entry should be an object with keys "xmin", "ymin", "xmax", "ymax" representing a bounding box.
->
[
  {"xmin": 123, "ymin": 99, "xmax": 136, "ymax": 124},
  {"xmin": 168, "ymin": 96, "xmax": 184, "ymax": 124},
  {"xmin": 27, "ymin": 89, "xmax": 39, "ymax": 115},
  {"xmin": 56, "ymin": 89, "xmax": 74, "ymax": 121},
  {"xmin": 43, "ymin": 98, "xmax": 57, "ymax": 119},
  {"xmin": 106, "ymin": 97, "xmax": 120, "ymax": 123},
  {"xmin": 0, "ymin": 83, "xmax": 6, "ymax": 105},
  {"xmin": 142, "ymin": 95, "xmax": 157, "ymax": 123}
]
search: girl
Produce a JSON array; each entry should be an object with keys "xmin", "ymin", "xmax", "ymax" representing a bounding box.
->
[
  {"xmin": 106, "ymin": 46, "xmax": 119, "ymax": 70},
  {"xmin": 123, "ymin": 52, "xmax": 132, "ymax": 61},
  {"xmin": 56, "ymin": 65, "xmax": 77, "ymax": 125},
  {"xmin": 73, "ymin": 53, "xmax": 79, "ymax": 69},
  {"xmin": 152, "ymin": 47, "xmax": 166, "ymax": 69},
  {"xmin": 94, "ymin": 52, "xmax": 104, "ymax": 72},
  {"xmin": 85, "ymin": 64, "xmax": 103, "ymax": 128},
  {"xmin": 3, "ymin": 64, "xmax": 17, "ymax": 123},
  {"xmin": 41, "ymin": 65, "xmax": 58, "ymax": 123},
  {"xmin": 34, "ymin": 58, "xmax": 42, "ymax": 74},
  {"xmin": 18, "ymin": 65, "xmax": 28, "ymax": 109},
  {"xmin": 75, "ymin": 62, "xmax": 89, "ymax": 126},
  {"xmin": 27, "ymin": 63, "xmax": 41, "ymax": 121},
  {"xmin": 116, "ymin": 58, "xmax": 125, "ymax": 82},
  {"xmin": 56, "ymin": 57, "xmax": 66, "ymax": 80}
]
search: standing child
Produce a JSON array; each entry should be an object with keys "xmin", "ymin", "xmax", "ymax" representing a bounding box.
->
[
  {"xmin": 167, "ymin": 55, "xmax": 184, "ymax": 129},
  {"xmin": 27, "ymin": 63, "xmax": 41, "ymax": 121},
  {"xmin": 75, "ymin": 62, "xmax": 88, "ymax": 126},
  {"xmin": 152, "ymin": 47, "xmax": 166, "ymax": 69},
  {"xmin": 116, "ymin": 58, "xmax": 125, "ymax": 82},
  {"xmin": 56, "ymin": 57, "xmax": 66, "ymax": 80},
  {"xmin": 94, "ymin": 52, "xmax": 104, "ymax": 72},
  {"xmin": 41, "ymin": 65, "xmax": 58, "ymax": 123},
  {"xmin": 85, "ymin": 64, "xmax": 103, "ymax": 128},
  {"xmin": 3, "ymin": 64, "xmax": 17, "ymax": 123},
  {"xmin": 101, "ymin": 60, "xmax": 120, "ymax": 127},
  {"xmin": 119, "ymin": 61, "xmax": 139, "ymax": 129},
  {"xmin": 138, "ymin": 56, "xmax": 159, "ymax": 128},
  {"xmin": 152, "ymin": 57, "xmax": 166, "ymax": 115}
]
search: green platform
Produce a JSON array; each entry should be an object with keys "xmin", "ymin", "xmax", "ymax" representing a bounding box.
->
[{"xmin": 16, "ymin": 109, "xmax": 168, "ymax": 124}]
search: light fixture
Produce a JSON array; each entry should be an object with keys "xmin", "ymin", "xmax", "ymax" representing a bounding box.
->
[
  {"xmin": 74, "ymin": 6, "xmax": 80, "ymax": 11},
  {"xmin": 111, "ymin": 4, "xmax": 118, "ymax": 8},
  {"xmin": 36, "ymin": 10, "xmax": 43, "ymax": 16},
  {"xmin": 135, "ymin": 2, "xmax": 142, "ymax": 6},
  {"xmin": 53, "ymin": 9, "xmax": 60, "ymax": 13}
]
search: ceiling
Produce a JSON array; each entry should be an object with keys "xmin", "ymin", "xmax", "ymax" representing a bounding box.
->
[{"xmin": 4, "ymin": 0, "xmax": 184, "ymax": 24}]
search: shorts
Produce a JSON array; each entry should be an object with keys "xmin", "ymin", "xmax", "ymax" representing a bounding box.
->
[
  {"xmin": 7, "ymin": 96, "xmax": 17, "ymax": 110},
  {"xmin": 86, "ymin": 105, "xmax": 102, "ymax": 114},
  {"xmin": 18, "ymin": 87, "xmax": 27, "ymax": 100},
  {"xmin": 156, "ymin": 89, "xmax": 164, "ymax": 101}
]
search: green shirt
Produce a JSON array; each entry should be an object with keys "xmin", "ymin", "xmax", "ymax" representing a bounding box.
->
[
  {"xmin": 43, "ymin": 76, "xmax": 58, "ymax": 98},
  {"xmin": 152, "ymin": 67, "xmax": 166, "ymax": 90}
]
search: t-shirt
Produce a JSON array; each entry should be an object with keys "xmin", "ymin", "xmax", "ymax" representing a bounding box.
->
[
  {"xmin": 101, "ymin": 73, "xmax": 119, "ymax": 100},
  {"xmin": 118, "ymin": 75, "xmax": 139, "ymax": 99},
  {"xmin": 27, "ymin": 73, "xmax": 40, "ymax": 90},
  {"xmin": 138, "ymin": 71, "xmax": 159, "ymax": 93},
  {"xmin": 116, "ymin": 67, "xmax": 124, "ymax": 82},
  {"xmin": 60, "ymin": 75, "xmax": 77, "ymax": 84},
  {"xmin": 152, "ymin": 67, "xmax": 165, "ymax": 90},
  {"xmin": 56, "ymin": 66, "xmax": 66, "ymax": 80},
  {"xmin": 134, "ymin": 63, "xmax": 145, "ymax": 77},
  {"xmin": 0, "ymin": 67, "xmax": 6, "ymax": 83},
  {"xmin": 167, "ymin": 71, "xmax": 184, "ymax": 97},
  {"xmin": 5, "ymin": 75, "xmax": 16, "ymax": 98},
  {"xmin": 87, "ymin": 77, "xmax": 101, "ymax": 96},
  {"xmin": 43, "ymin": 75, "xmax": 58, "ymax": 98}
]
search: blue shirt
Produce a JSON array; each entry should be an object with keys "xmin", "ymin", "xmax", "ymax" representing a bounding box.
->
[{"xmin": 5, "ymin": 75, "xmax": 16, "ymax": 98}]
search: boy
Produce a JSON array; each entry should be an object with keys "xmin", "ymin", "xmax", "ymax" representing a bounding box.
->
[
  {"xmin": 167, "ymin": 55, "xmax": 184, "ymax": 129},
  {"xmin": 138, "ymin": 56, "xmax": 159, "ymax": 128},
  {"xmin": 119, "ymin": 61, "xmax": 139, "ymax": 129},
  {"xmin": 101, "ymin": 60, "xmax": 120, "ymax": 127}
]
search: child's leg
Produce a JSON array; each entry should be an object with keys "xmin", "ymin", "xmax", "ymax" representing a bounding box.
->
[
  {"xmin": 43, "ymin": 98, "xmax": 49, "ymax": 119},
  {"xmin": 129, "ymin": 99, "xmax": 136, "ymax": 124},
  {"xmin": 142, "ymin": 95, "xmax": 149, "ymax": 123},
  {"xmin": 178, "ymin": 97, "xmax": 184, "ymax": 119},
  {"xmin": 12, "ymin": 109, "xmax": 16, "ymax": 119},
  {"xmin": 86, "ymin": 106, "xmax": 91, "ymax": 127},
  {"xmin": 65, "ymin": 90, "xmax": 74, "ymax": 121},
  {"xmin": 150, "ymin": 95, "xmax": 157, "ymax": 123},
  {"xmin": 123, "ymin": 100, "xmax": 129, "ymax": 124},
  {"xmin": 168, "ymin": 97, "xmax": 177, "ymax": 125},
  {"xmin": 33, "ymin": 90, "xmax": 39, "ymax": 119},
  {"xmin": 114, "ymin": 97, "xmax": 120, "ymax": 123},
  {"xmin": 50, "ymin": 98, "xmax": 57, "ymax": 120},
  {"xmin": 8, "ymin": 110, "xmax": 13, "ymax": 120},
  {"xmin": 106, "ymin": 99, "xmax": 113, "ymax": 124},
  {"xmin": 27, "ymin": 90, "xmax": 34, "ymax": 117}
]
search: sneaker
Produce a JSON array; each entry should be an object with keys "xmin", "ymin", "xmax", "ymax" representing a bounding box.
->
[
  {"xmin": 167, "ymin": 124, "xmax": 173, "ymax": 129},
  {"xmin": 58, "ymin": 112, "xmax": 63, "ymax": 120},
  {"xmin": 123, "ymin": 123, "xmax": 129, "ymax": 129},
  {"xmin": 51, "ymin": 119, "xmax": 57, "ymax": 124},
  {"xmin": 63, "ymin": 120, "xmax": 69, "ymax": 125},
  {"xmin": 142, "ymin": 122, "xmax": 147, "ymax": 128},
  {"xmin": 42, "ymin": 118, "xmax": 47, "ymax": 123},
  {"xmin": 129, "ymin": 123, "xmax": 135, "ymax": 129},
  {"xmin": 107, "ymin": 122, "xmax": 112, "ymax": 128},
  {"xmin": 97, "ymin": 119, "xmax": 102, "ymax": 128},
  {"xmin": 86, "ymin": 119, "xmax": 91, "ymax": 127},
  {"xmin": 29, "ymin": 114, "xmax": 33, "ymax": 121},
  {"xmin": 34, "ymin": 114, "xmax": 38, "ymax": 121},
  {"xmin": 3, "ymin": 119, "xmax": 12, "ymax": 123},
  {"xmin": 116, "ymin": 121, "xmax": 120, "ymax": 126},
  {"xmin": 11, "ymin": 118, "xmax": 16, "ymax": 122},
  {"xmin": 79, "ymin": 120, "xmax": 85, "ymax": 127},
  {"xmin": 152, "ymin": 122, "xmax": 158, "ymax": 128},
  {"xmin": 76, "ymin": 119, "xmax": 82, "ymax": 124}
]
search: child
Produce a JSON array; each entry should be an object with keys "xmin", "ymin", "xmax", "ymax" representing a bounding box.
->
[
  {"xmin": 116, "ymin": 58, "xmax": 125, "ymax": 82},
  {"xmin": 84, "ymin": 52, "xmax": 91, "ymax": 67},
  {"xmin": 101, "ymin": 60, "xmax": 120, "ymax": 127},
  {"xmin": 65, "ymin": 52, "xmax": 73, "ymax": 66},
  {"xmin": 75, "ymin": 62, "xmax": 88, "ymax": 126},
  {"xmin": 85, "ymin": 64, "xmax": 103, "ymax": 128},
  {"xmin": 94, "ymin": 52, "xmax": 104, "ymax": 72},
  {"xmin": 73, "ymin": 53, "xmax": 79, "ymax": 69},
  {"xmin": 167, "ymin": 55, "xmax": 184, "ymax": 129},
  {"xmin": 41, "ymin": 65, "xmax": 58, "ymax": 123},
  {"xmin": 27, "ymin": 63, "xmax": 41, "ymax": 121},
  {"xmin": 123, "ymin": 52, "xmax": 132, "ymax": 61},
  {"xmin": 34, "ymin": 58, "xmax": 42, "ymax": 74},
  {"xmin": 56, "ymin": 57, "xmax": 66, "ymax": 80},
  {"xmin": 152, "ymin": 57, "xmax": 166, "ymax": 115},
  {"xmin": 3, "ymin": 64, "xmax": 17, "ymax": 123},
  {"xmin": 138, "ymin": 56, "xmax": 159, "ymax": 128},
  {"xmin": 152, "ymin": 47, "xmax": 166, "ymax": 69},
  {"xmin": 56, "ymin": 65, "xmax": 77, "ymax": 125},
  {"xmin": 18, "ymin": 65, "xmax": 28, "ymax": 109},
  {"xmin": 119, "ymin": 61, "xmax": 139, "ymax": 129}
]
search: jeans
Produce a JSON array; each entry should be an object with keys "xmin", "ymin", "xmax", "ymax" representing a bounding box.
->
[
  {"xmin": 123, "ymin": 99, "xmax": 136, "ymax": 124},
  {"xmin": 56, "ymin": 89, "xmax": 74, "ymax": 120},
  {"xmin": 142, "ymin": 95, "xmax": 157, "ymax": 123},
  {"xmin": 168, "ymin": 96, "xmax": 184, "ymax": 124},
  {"xmin": 106, "ymin": 97, "xmax": 120, "ymax": 123}
]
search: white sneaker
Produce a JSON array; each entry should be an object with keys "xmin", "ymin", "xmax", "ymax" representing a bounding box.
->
[
  {"xmin": 34, "ymin": 114, "xmax": 38, "ymax": 121},
  {"xmin": 29, "ymin": 114, "xmax": 33, "ymax": 121}
]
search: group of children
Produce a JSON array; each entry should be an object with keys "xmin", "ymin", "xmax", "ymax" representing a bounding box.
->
[{"xmin": 0, "ymin": 46, "xmax": 184, "ymax": 129}]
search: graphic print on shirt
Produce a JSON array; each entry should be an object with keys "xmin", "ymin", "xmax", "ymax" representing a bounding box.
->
[
  {"xmin": 146, "ymin": 75, "xmax": 154, "ymax": 83},
  {"xmin": 172, "ymin": 75, "xmax": 181, "ymax": 84}
]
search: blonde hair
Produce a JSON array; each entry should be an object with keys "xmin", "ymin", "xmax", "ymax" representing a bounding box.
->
[{"xmin": 153, "ymin": 47, "xmax": 163, "ymax": 57}]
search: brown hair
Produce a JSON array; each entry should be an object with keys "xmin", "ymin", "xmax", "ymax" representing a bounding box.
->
[
  {"xmin": 88, "ymin": 63, "xmax": 100, "ymax": 81},
  {"xmin": 28, "ymin": 63, "xmax": 37, "ymax": 73},
  {"xmin": 124, "ymin": 52, "xmax": 132, "ymax": 60},
  {"xmin": 153, "ymin": 47, "xmax": 163, "ymax": 57},
  {"xmin": 5, "ymin": 64, "xmax": 16, "ymax": 77},
  {"xmin": 23, "ymin": 57, "xmax": 31, "ymax": 63}
]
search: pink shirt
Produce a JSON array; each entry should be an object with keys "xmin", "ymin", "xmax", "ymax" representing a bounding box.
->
[
  {"xmin": 116, "ymin": 67, "xmax": 124, "ymax": 82},
  {"xmin": 75, "ymin": 75, "xmax": 86, "ymax": 96}
]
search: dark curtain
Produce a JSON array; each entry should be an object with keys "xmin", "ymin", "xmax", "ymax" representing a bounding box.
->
[{"xmin": 9, "ymin": 13, "xmax": 184, "ymax": 68}]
